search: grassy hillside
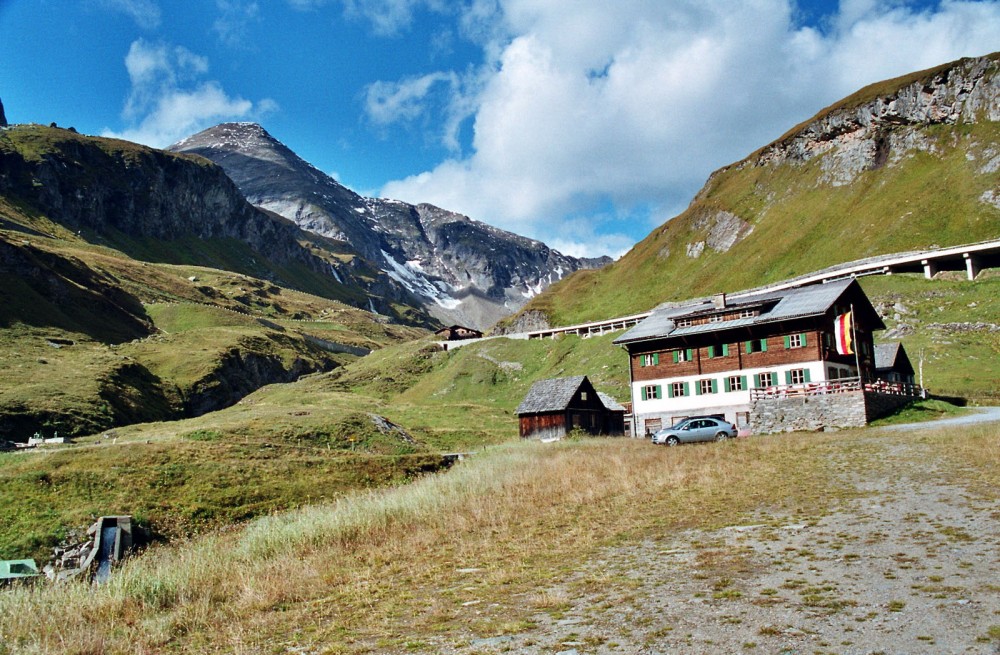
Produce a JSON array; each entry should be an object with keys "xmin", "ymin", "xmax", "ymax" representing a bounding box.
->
[
  {"xmin": 501, "ymin": 57, "xmax": 999, "ymax": 329},
  {"xmin": 1, "ymin": 420, "xmax": 995, "ymax": 654}
]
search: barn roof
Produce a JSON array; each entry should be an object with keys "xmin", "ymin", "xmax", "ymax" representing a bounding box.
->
[
  {"xmin": 874, "ymin": 342, "xmax": 913, "ymax": 373},
  {"xmin": 597, "ymin": 392, "xmax": 626, "ymax": 413},
  {"xmin": 516, "ymin": 375, "xmax": 588, "ymax": 415}
]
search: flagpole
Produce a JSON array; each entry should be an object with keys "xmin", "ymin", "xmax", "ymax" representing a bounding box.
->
[{"xmin": 850, "ymin": 303, "xmax": 862, "ymax": 383}]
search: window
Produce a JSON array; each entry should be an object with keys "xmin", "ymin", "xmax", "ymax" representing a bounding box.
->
[
  {"xmin": 725, "ymin": 375, "xmax": 747, "ymax": 392},
  {"xmin": 738, "ymin": 309, "xmax": 756, "ymax": 319},
  {"xmin": 580, "ymin": 391, "xmax": 588, "ymax": 401},
  {"xmin": 644, "ymin": 418, "xmax": 662, "ymax": 436},
  {"xmin": 641, "ymin": 385, "xmax": 662, "ymax": 400},
  {"xmin": 677, "ymin": 318, "xmax": 693, "ymax": 328},
  {"xmin": 668, "ymin": 382, "xmax": 689, "ymax": 398},
  {"xmin": 827, "ymin": 366, "xmax": 839, "ymax": 380},
  {"xmin": 697, "ymin": 378, "xmax": 717, "ymax": 395},
  {"xmin": 786, "ymin": 368, "xmax": 811, "ymax": 385},
  {"xmin": 672, "ymin": 349, "xmax": 694, "ymax": 363},
  {"xmin": 707, "ymin": 344, "xmax": 730, "ymax": 358},
  {"xmin": 784, "ymin": 333, "xmax": 807, "ymax": 349},
  {"xmin": 708, "ymin": 314, "xmax": 724, "ymax": 323},
  {"xmin": 755, "ymin": 372, "xmax": 776, "ymax": 388},
  {"xmin": 745, "ymin": 339, "xmax": 767, "ymax": 353},
  {"xmin": 639, "ymin": 353, "xmax": 660, "ymax": 367}
]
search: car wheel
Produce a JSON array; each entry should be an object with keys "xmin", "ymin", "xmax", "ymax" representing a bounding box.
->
[
  {"xmin": 666, "ymin": 436, "xmax": 680, "ymax": 446},
  {"xmin": 715, "ymin": 432, "xmax": 729, "ymax": 441}
]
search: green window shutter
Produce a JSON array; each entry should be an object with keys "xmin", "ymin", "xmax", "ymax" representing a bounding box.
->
[
  {"xmin": 800, "ymin": 333, "xmax": 807, "ymax": 347},
  {"xmin": 711, "ymin": 379, "xmax": 718, "ymax": 393},
  {"xmin": 639, "ymin": 356, "xmax": 645, "ymax": 367},
  {"xmin": 740, "ymin": 375, "xmax": 748, "ymax": 390},
  {"xmin": 641, "ymin": 386, "xmax": 647, "ymax": 400},
  {"xmin": 653, "ymin": 352, "xmax": 659, "ymax": 365},
  {"xmin": 804, "ymin": 369, "xmax": 811, "ymax": 383},
  {"xmin": 707, "ymin": 345, "xmax": 714, "ymax": 358},
  {"xmin": 666, "ymin": 384, "xmax": 674, "ymax": 399},
  {"xmin": 722, "ymin": 343, "xmax": 729, "ymax": 356},
  {"xmin": 686, "ymin": 348, "xmax": 693, "ymax": 360},
  {"xmin": 655, "ymin": 385, "xmax": 662, "ymax": 399},
  {"xmin": 672, "ymin": 350, "xmax": 679, "ymax": 363},
  {"xmin": 761, "ymin": 339, "xmax": 767, "ymax": 352},
  {"xmin": 753, "ymin": 373, "xmax": 761, "ymax": 388},
  {"xmin": 724, "ymin": 377, "xmax": 732, "ymax": 392},
  {"xmin": 785, "ymin": 370, "xmax": 793, "ymax": 385},
  {"xmin": 783, "ymin": 335, "xmax": 791, "ymax": 349},
  {"xmin": 745, "ymin": 341, "xmax": 752, "ymax": 354},
  {"xmin": 683, "ymin": 382, "xmax": 690, "ymax": 396},
  {"xmin": 695, "ymin": 381, "xmax": 702, "ymax": 395}
]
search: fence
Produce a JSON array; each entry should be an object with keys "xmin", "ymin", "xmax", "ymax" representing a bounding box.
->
[{"xmin": 749, "ymin": 376, "xmax": 923, "ymax": 401}]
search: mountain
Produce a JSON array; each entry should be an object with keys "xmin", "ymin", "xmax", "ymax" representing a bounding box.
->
[
  {"xmin": 0, "ymin": 124, "xmax": 429, "ymax": 438},
  {"xmin": 497, "ymin": 52, "xmax": 1000, "ymax": 331},
  {"xmin": 0, "ymin": 124, "xmax": 435, "ymax": 326},
  {"xmin": 169, "ymin": 123, "xmax": 610, "ymax": 330}
]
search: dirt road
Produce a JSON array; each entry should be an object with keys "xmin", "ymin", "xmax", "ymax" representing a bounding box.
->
[{"xmin": 450, "ymin": 419, "xmax": 1000, "ymax": 654}]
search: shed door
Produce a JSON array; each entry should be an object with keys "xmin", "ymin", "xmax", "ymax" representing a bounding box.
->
[{"xmin": 644, "ymin": 418, "xmax": 662, "ymax": 436}]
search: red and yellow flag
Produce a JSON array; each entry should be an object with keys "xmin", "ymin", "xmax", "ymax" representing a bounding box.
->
[{"xmin": 834, "ymin": 311, "xmax": 853, "ymax": 355}]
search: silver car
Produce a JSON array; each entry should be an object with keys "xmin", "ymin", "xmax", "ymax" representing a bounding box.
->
[{"xmin": 652, "ymin": 417, "xmax": 738, "ymax": 445}]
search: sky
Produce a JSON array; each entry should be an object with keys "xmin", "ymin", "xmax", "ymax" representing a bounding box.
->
[{"xmin": 1, "ymin": 1, "xmax": 998, "ymax": 258}]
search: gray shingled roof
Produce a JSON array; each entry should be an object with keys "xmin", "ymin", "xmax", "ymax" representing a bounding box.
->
[
  {"xmin": 613, "ymin": 279, "xmax": 873, "ymax": 345},
  {"xmin": 597, "ymin": 392, "xmax": 626, "ymax": 412},
  {"xmin": 516, "ymin": 376, "xmax": 588, "ymax": 415},
  {"xmin": 874, "ymin": 342, "xmax": 901, "ymax": 370}
]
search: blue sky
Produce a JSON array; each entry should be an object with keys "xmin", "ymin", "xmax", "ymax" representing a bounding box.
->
[{"xmin": 1, "ymin": 1, "xmax": 998, "ymax": 258}]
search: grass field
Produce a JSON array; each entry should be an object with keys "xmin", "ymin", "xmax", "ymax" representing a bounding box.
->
[{"xmin": 0, "ymin": 419, "xmax": 996, "ymax": 654}]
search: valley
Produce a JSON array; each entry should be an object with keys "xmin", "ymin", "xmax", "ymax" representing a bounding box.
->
[{"xmin": 0, "ymin": 49, "xmax": 997, "ymax": 655}]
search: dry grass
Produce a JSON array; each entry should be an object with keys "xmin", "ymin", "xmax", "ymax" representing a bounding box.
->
[{"xmin": 0, "ymin": 434, "xmax": 843, "ymax": 654}]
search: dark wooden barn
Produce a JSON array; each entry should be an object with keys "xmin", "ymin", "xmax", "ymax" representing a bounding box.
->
[
  {"xmin": 874, "ymin": 342, "xmax": 916, "ymax": 385},
  {"xmin": 435, "ymin": 325, "xmax": 484, "ymax": 341},
  {"xmin": 516, "ymin": 375, "xmax": 626, "ymax": 440}
]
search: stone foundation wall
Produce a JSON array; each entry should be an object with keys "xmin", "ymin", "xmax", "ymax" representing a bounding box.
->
[{"xmin": 751, "ymin": 391, "xmax": 915, "ymax": 434}]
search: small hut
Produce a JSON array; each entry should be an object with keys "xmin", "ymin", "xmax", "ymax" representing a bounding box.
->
[
  {"xmin": 874, "ymin": 342, "xmax": 915, "ymax": 385},
  {"xmin": 435, "ymin": 325, "xmax": 484, "ymax": 341},
  {"xmin": 516, "ymin": 375, "xmax": 625, "ymax": 440}
]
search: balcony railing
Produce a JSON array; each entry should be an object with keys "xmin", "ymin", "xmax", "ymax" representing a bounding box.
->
[{"xmin": 749, "ymin": 376, "xmax": 923, "ymax": 401}]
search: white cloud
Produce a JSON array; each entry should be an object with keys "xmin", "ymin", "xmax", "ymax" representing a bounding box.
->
[
  {"xmin": 214, "ymin": 1, "xmax": 261, "ymax": 47},
  {"xmin": 100, "ymin": 0, "xmax": 162, "ymax": 29},
  {"xmin": 376, "ymin": 0, "xmax": 1000, "ymax": 256},
  {"xmin": 104, "ymin": 39, "xmax": 276, "ymax": 148}
]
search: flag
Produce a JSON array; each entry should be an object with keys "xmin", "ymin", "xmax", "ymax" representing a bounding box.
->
[{"xmin": 834, "ymin": 311, "xmax": 853, "ymax": 355}]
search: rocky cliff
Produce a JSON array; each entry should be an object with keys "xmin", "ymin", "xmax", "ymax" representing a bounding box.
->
[
  {"xmin": 170, "ymin": 123, "xmax": 610, "ymax": 329},
  {"xmin": 0, "ymin": 124, "xmax": 433, "ymax": 325}
]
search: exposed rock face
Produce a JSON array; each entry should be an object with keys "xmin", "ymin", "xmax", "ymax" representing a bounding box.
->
[
  {"xmin": 170, "ymin": 123, "xmax": 611, "ymax": 330},
  {"xmin": 0, "ymin": 126, "xmax": 431, "ymax": 324},
  {"xmin": 747, "ymin": 54, "xmax": 1000, "ymax": 185},
  {"xmin": 0, "ymin": 97, "xmax": 7, "ymax": 128}
]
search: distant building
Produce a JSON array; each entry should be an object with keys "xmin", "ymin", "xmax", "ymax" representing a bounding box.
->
[
  {"xmin": 613, "ymin": 279, "xmax": 888, "ymax": 436},
  {"xmin": 435, "ymin": 325, "xmax": 484, "ymax": 341},
  {"xmin": 874, "ymin": 342, "xmax": 915, "ymax": 385},
  {"xmin": 516, "ymin": 375, "xmax": 626, "ymax": 440}
]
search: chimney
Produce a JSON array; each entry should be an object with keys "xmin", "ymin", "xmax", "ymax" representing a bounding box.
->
[{"xmin": 712, "ymin": 293, "xmax": 726, "ymax": 310}]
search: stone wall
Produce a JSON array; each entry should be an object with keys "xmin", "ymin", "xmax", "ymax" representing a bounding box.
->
[{"xmin": 751, "ymin": 391, "xmax": 915, "ymax": 434}]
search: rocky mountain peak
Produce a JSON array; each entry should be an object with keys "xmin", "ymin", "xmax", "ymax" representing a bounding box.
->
[{"xmin": 170, "ymin": 126, "xmax": 610, "ymax": 330}]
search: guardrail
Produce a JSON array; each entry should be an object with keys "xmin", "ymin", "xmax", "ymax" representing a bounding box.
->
[{"xmin": 749, "ymin": 377, "xmax": 923, "ymax": 400}]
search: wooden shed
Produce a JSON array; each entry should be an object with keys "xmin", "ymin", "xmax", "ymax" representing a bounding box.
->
[
  {"xmin": 516, "ymin": 375, "xmax": 625, "ymax": 440},
  {"xmin": 435, "ymin": 325, "xmax": 484, "ymax": 341}
]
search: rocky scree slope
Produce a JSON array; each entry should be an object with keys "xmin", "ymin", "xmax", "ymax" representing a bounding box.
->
[
  {"xmin": 498, "ymin": 52, "xmax": 1000, "ymax": 330},
  {"xmin": 170, "ymin": 123, "xmax": 610, "ymax": 330},
  {"xmin": 0, "ymin": 125, "xmax": 433, "ymax": 326}
]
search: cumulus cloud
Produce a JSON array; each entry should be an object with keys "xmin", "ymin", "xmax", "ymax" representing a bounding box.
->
[
  {"xmin": 374, "ymin": 0, "xmax": 1000, "ymax": 257},
  {"xmin": 103, "ymin": 39, "xmax": 276, "ymax": 148},
  {"xmin": 100, "ymin": 0, "xmax": 161, "ymax": 29}
]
